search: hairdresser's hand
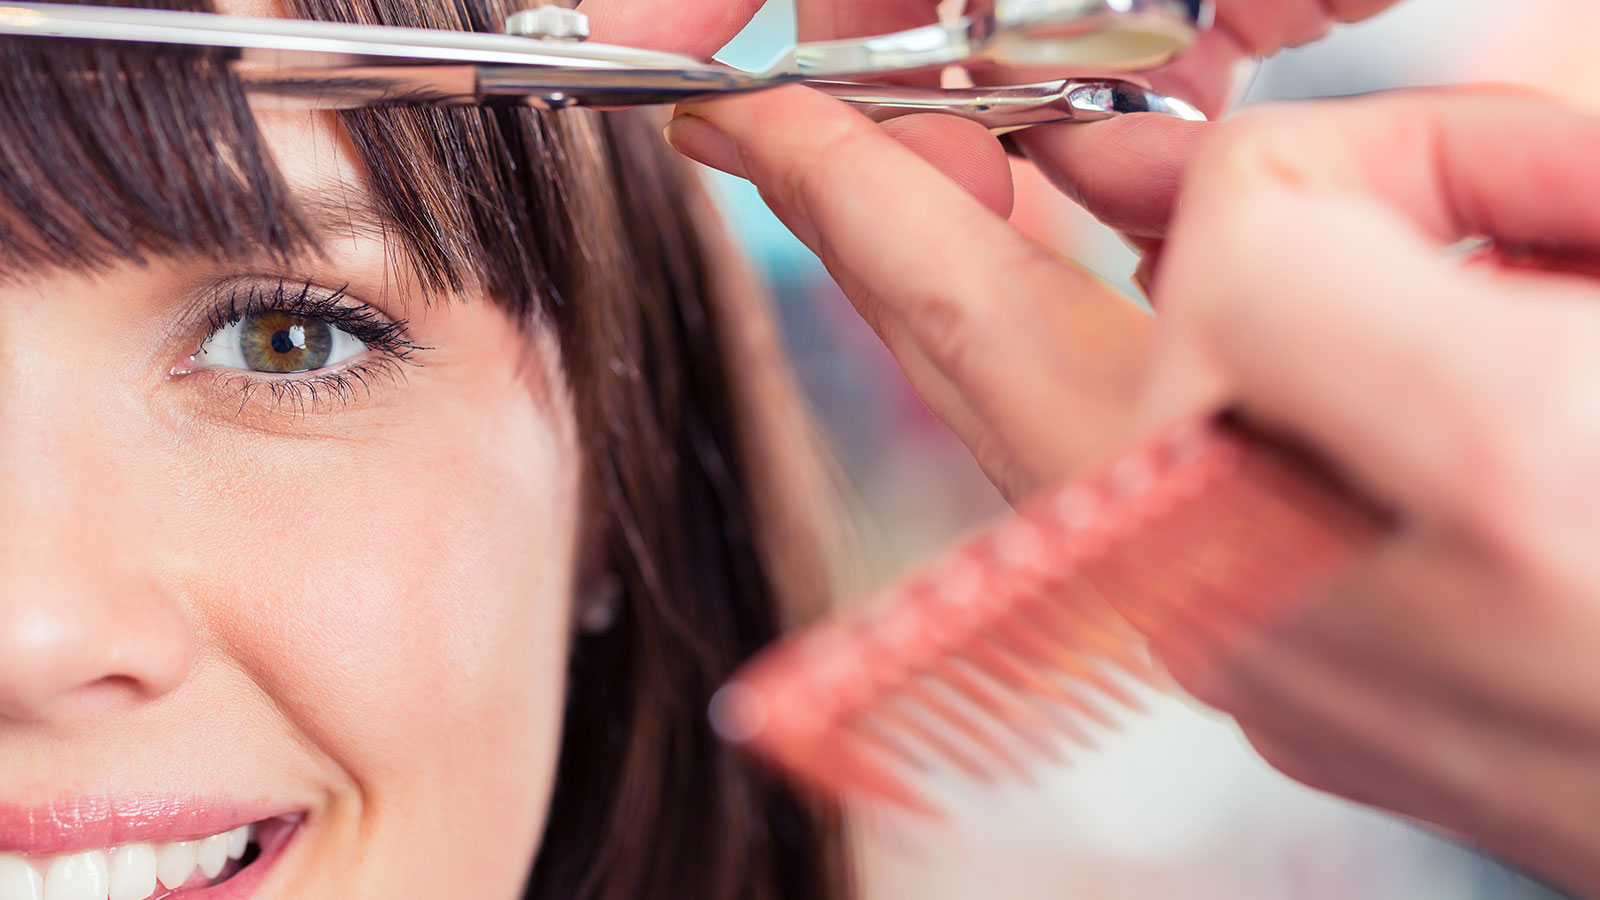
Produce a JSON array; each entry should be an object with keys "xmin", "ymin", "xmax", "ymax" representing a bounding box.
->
[
  {"xmin": 671, "ymin": 82, "xmax": 1151, "ymax": 496},
  {"xmin": 1136, "ymin": 88, "xmax": 1600, "ymax": 898},
  {"xmin": 582, "ymin": 0, "xmax": 1400, "ymax": 238},
  {"xmin": 672, "ymin": 77, "xmax": 1600, "ymax": 894},
  {"xmin": 1004, "ymin": 0, "xmax": 1402, "ymax": 238},
  {"xmin": 782, "ymin": 0, "xmax": 1403, "ymax": 229},
  {"xmin": 600, "ymin": 0, "xmax": 1400, "ymax": 242}
]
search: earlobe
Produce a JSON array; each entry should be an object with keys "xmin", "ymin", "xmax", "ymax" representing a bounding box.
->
[{"xmin": 576, "ymin": 572, "xmax": 623, "ymax": 635}]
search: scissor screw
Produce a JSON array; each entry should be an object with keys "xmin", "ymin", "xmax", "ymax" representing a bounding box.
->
[{"xmin": 504, "ymin": 6, "xmax": 590, "ymax": 41}]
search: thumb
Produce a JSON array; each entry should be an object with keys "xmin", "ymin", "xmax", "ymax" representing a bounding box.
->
[{"xmin": 1143, "ymin": 90, "xmax": 1600, "ymax": 533}]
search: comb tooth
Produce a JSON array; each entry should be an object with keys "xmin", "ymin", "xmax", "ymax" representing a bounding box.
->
[
  {"xmin": 1090, "ymin": 477, "xmax": 1245, "ymax": 637},
  {"xmin": 797, "ymin": 736, "xmax": 943, "ymax": 817},
  {"xmin": 851, "ymin": 602, "xmax": 998, "ymax": 784},
  {"xmin": 1083, "ymin": 508, "xmax": 1258, "ymax": 675},
  {"xmin": 1148, "ymin": 455, "xmax": 1350, "ymax": 635},
  {"xmin": 987, "ymin": 614, "xmax": 1137, "ymax": 724},
  {"xmin": 964, "ymin": 636, "xmax": 1106, "ymax": 745},
  {"xmin": 720, "ymin": 625, "xmax": 940, "ymax": 813},
  {"xmin": 867, "ymin": 699, "xmax": 998, "ymax": 783},
  {"xmin": 910, "ymin": 549, "xmax": 1076, "ymax": 768},
  {"xmin": 1019, "ymin": 588, "xmax": 1157, "ymax": 697},
  {"xmin": 1015, "ymin": 553, "xmax": 1139, "ymax": 651},
  {"xmin": 836, "ymin": 554, "xmax": 1042, "ymax": 784},
  {"xmin": 847, "ymin": 712, "xmax": 931, "ymax": 773},
  {"xmin": 898, "ymin": 677, "xmax": 1035, "ymax": 779},
  {"xmin": 1156, "ymin": 482, "xmax": 1318, "ymax": 635},
  {"xmin": 1019, "ymin": 593, "xmax": 1154, "ymax": 707},
  {"xmin": 923, "ymin": 656, "xmax": 1069, "ymax": 765},
  {"xmin": 1020, "ymin": 489, "xmax": 1159, "ymax": 678},
  {"xmin": 925, "ymin": 525, "xmax": 1108, "ymax": 749},
  {"xmin": 727, "ymin": 671, "xmax": 941, "ymax": 816},
  {"xmin": 1088, "ymin": 552, "xmax": 1241, "ymax": 677},
  {"xmin": 1071, "ymin": 439, "xmax": 1249, "ymax": 672},
  {"xmin": 1090, "ymin": 428, "xmax": 1374, "ymax": 677},
  {"xmin": 967, "ymin": 517, "xmax": 1136, "ymax": 728},
  {"xmin": 969, "ymin": 508, "xmax": 1158, "ymax": 713}
]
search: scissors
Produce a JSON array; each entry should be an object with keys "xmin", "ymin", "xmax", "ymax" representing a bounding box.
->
[{"xmin": 0, "ymin": 0, "xmax": 1211, "ymax": 129}]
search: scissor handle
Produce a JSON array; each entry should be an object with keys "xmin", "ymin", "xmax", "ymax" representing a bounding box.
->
[
  {"xmin": 778, "ymin": 0, "xmax": 1212, "ymax": 80},
  {"xmin": 811, "ymin": 78, "xmax": 1205, "ymax": 133},
  {"xmin": 982, "ymin": 0, "xmax": 1213, "ymax": 68}
]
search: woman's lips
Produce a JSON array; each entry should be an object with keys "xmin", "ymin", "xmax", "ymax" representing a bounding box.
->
[
  {"xmin": 0, "ymin": 799, "xmax": 290, "ymax": 857},
  {"xmin": 0, "ymin": 800, "xmax": 305, "ymax": 900},
  {"xmin": 0, "ymin": 813, "xmax": 303, "ymax": 900}
]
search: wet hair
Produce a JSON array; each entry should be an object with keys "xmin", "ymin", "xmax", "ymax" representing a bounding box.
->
[{"xmin": 0, "ymin": 2, "xmax": 845, "ymax": 898}]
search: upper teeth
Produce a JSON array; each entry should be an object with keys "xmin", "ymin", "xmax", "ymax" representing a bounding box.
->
[{"xmin": 0, "ymin": 824, "xmax": 252, "ymax": 900}]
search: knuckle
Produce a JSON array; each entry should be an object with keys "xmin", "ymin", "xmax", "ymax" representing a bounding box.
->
[
  {"xmin": 1155, "ymin": 645, "xmax": 1232, "ymax": 710},
  {"xmin": 774, "ymin": 119, "xmax": 877, "ymax": 227},
  {"xmin": 1193, "ymin": 107, "xmax": 1326, "ymax": 190},
  {"xmin": 1242, "ymin": 727, "xmax": 1347, "ymax": 798},
  {"xmin": 906, "ymin": 244, "xmax": 1058, "ymax": 387},
  {"xmin": 1455, "ymin": 424, "xmax": 1542, "ymax": 546},
  {"xmin": 968, "ymin": 430, "xmax": 1031, "ymax": 502},
  {"xmin": 908, "ymin": 289, "xmax": 975, "ymax": 387},
  {"xmin": 1458, "ymin": 369, "xmax": 1600, "ymax": 575}
]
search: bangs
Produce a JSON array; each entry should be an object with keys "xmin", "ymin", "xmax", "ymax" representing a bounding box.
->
[
  {"xmin": 0, "ymin": 0, "xmax": 591, "ymax": 321},
  {"xmin": 289, "ymin": 0, "xmax": 593, "ymax": 318},
  {"xmin": 0, "ymin": 0, "xmax": 313, "ymax": 273}
]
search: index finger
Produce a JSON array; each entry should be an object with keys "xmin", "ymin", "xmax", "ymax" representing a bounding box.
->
[
  {"xmin": 797, "ymin": 0, "xmax": 937, "ymax": 42},
  {"xmin": 675, "ymin": 86, "xmax": 1153, "ymax": 479},
  {"xmin": 1008, "ymin": 0, "xmax": 1406, "ymax": 237}
]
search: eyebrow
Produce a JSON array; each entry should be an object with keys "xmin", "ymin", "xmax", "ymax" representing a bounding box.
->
[{"xmin": 298, "ymin": 187, "xmax": 390, "ymax": 245}]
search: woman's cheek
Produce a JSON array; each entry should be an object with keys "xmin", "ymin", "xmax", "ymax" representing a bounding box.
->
[{"xmin": 160, "ymin": 352, "xmax": 578, "ymax": 892}]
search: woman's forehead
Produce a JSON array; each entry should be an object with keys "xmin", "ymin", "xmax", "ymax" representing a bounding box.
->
[
  {"xmin": 215, "ymin": 0, "xmax": 287, "ymax": 17},
  {"xmin": 251, "ymin": 108, "xmax": 374, "ymax": 226}
]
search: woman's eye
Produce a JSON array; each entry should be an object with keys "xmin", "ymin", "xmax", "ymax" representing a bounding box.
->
[{"xmin": 194, "ymin": 309, "xmax": 368, "ymax": 374}]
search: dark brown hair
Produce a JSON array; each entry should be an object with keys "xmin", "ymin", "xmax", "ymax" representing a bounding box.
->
[{"xmin": 0, "ymin": 2, "xmax": 844, "ymax": 898}]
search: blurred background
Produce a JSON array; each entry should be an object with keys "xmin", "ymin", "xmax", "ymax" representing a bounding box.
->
[{"xmin": 704, "ymin": 2, "xmax": 1599, "ymax": 898}]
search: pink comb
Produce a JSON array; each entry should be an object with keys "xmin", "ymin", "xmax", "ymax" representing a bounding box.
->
[{"xmin": 710, "ymin": 415, "xmax": 1385, "ymax": 815}]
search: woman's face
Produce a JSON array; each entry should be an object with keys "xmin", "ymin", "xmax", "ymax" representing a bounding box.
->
[{"xmin": 0, "ymin": 78, "xmax": 576, "ymax": 900}]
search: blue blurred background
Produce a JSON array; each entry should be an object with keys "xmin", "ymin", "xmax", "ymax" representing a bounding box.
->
[{"xmin": 702, "ymin": 2, "xmax": 1596, "ymax": 897}]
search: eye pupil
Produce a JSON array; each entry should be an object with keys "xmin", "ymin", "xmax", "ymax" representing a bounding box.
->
[
  {"xmin": 270, "ymin": 328, "xmax": 299, "ymax": 355},
  {"xmin": 240, "ymin": 311, "xmax": 334, "ymax": 374}
]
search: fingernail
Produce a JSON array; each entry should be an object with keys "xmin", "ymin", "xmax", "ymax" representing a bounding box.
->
[
  {"xmin": 1130, "ymin": 265, "xmax": 1152, "ymax": 302},
  {"xmin": 663, "ymin": 115, "xmax": 747, "ymax": 179},
  {"xmin": 1131, "ymin": 254, "xmax": 1160, "ymax": 305}
]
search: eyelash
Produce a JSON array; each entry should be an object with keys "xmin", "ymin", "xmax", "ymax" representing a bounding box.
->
[{"xmin": 192, "ymin": 279, "xmax": 423, "ymax": 415}]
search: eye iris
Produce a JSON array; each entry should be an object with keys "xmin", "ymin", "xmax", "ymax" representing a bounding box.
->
[{"xmin": 240, "ymin": 310, "xmax": 334, "ymax": 373}]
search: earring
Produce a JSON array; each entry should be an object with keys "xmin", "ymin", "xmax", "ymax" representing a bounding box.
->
[{"xmin": 577, "ymin": 573, "xmax": 623, "ymax": 635}]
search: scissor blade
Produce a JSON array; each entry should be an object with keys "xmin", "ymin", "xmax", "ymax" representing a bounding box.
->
[
  {"xmin": 0, "ymin": 1, "xmax": 708, "ymax": 70},
  {"xmin": 234, "ymin": 63, "xmax": 790, "ymax": 110}
]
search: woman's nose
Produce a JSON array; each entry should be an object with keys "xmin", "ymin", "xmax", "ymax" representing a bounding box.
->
[
  {"xmin": 0, "ymin": 568, "xmax": 195, "ymax": 722},
  {"xmin": 0, "ymin": 304, "xmax": 200, "ymax": 723},
  {"xmin": 0, "ymin": 540, "xmax": 196, "ymax": 722},
  {"xmin": 0, "ymin": 445, "xmax": 195, "ymax": 722}
]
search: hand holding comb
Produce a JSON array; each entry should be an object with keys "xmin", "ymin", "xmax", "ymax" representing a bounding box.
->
[{"xmin": 711, "ymin": 414, "xmax": 1386, "ymax": 815}]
